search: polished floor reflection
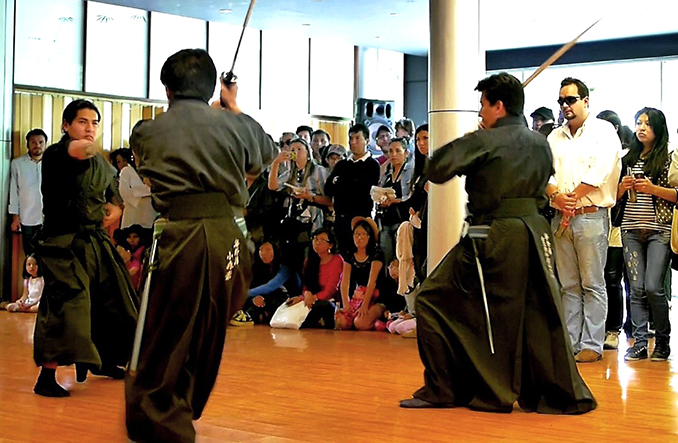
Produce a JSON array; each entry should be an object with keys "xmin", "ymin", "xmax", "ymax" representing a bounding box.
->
[{"xmin": 0, "ymin": 306, "xmax": 677, "ymax": 442}]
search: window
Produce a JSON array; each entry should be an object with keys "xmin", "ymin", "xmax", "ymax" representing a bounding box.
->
[
  {"xmin": 14, "ymin": 0, "xmax": 84, "ymax": 90},
  {"xmin": 85, "ymin": 2, "xmax": 148, "ymax": 98}
]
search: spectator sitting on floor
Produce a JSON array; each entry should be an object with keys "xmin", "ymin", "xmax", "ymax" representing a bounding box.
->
[
  {"xmin": 335, "ymin": 217, "xmax": 387, "ymax": 331},
  {"xmin": 286, "ymin": 228, "xmax": 344, "ymax": 329},
  {"xmin": 6, "ymin": 254, "xmax": 44, "ymax": 313},
  {"xmin": 230, "ymin": 241, "xmax": 301, "ymax": 326}
]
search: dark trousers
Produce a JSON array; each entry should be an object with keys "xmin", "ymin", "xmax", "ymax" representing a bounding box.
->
[
  {"xmin": 21, "ymin": 224, "xmax": 42, "ymax": 256},
  {"xmin": 301, "ymin": 300, "xmax": 336, "ymax": 329},
  {"xmin": 126, "ymin": 216, "xmax": 250, "ymax": 443},
  {"xmin": 604, "ymin": 246, "xmax": 624, "ymax": 332}
]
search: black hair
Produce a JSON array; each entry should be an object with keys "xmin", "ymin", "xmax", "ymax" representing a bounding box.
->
[
  {"xmin": 22, "ymin": 254, "xmax": 43, "ymax": 279},
  {"xmin": 110, "ymin": 148, "xmax": 136, "ymax": 171},
  {"xmin": 25, "ymin": 128, "xmax": 48, "ymax": 144},
  {"xmin": 311, "ymin": 129, "xmax": 331, "ymax": 143},
  {"xmin": 474, "ymin": 72, "xmax": 524, "ymax": 117},
  {"xmin": 62, "ymin": 99, "xmax": 101, "ymax": 126},
  {"xmin": 414, "ymin": 124, "xmax": 428, "ymax": 180},
  {"xmin": 560, "ymin": 77, "xmax": 589, "ymax": 99},
  {"xmin": 125, "ymin": 224, "xmax": 151, "ymax": 250},
  {"xmin": 252, "ymin": 239, "xmax": 283, "ymax": 287},
  {"xmin": 388, "ymin": 137, "xmax": 409, "ymax": 155},
  {"xmin": 160, "ymin": 48, "xmax": 217, "ymax": 103},
  {"xmin": 296, "ymin": 125, "xmax": 314, "ymax": 138},
  {"xmin": 303, "ymin": 228, "xmax": 336, "ymax": 294},
  {"xmin": 348, "ymin": 123, "xmax": 370, "ymax": 140},
  {"xmin": 596, "ymin": 110, "xmax": 625, "ymax": 145},
  {"xmin": 626, "ymin": 107, "xmax": 669, "ymax": 182},
  {"xmin": 351, "ymin": 220, "xmax": 379, "ymax": 256}
]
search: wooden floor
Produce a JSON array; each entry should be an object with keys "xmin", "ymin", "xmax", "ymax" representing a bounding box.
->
[{"xmin": 1, "ymin": 310, "xmax": 677, "ymax": 443}]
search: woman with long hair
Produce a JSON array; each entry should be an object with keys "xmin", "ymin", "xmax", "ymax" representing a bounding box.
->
[
  {"xmin": 269, "ymin": 138, "xmax": 331, "ymax": 272},
  {"xmin": 230, "ymin": 240, "xmax": 301, "ymax": 326},
  {"xmin": 286, "ymin": 228, "xmax": 344, "ymax": 328},
  {"xmin": 614, "ymin": 107, "xmax": 675, "ymax": 362},
  {"xmin": 336, "ymin": 217, "xmax": 386, "ymax": 330}
]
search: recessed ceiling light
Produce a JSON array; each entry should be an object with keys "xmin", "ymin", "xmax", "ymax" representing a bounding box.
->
[
  {"xmin": 390, "ymin": 12, "xmax": 398, "ymax": 16},
  {"xmin": 375, "ymin": 36, "xmax": 383, "ymax": 40},
  {"xmin": 219, "ymin": 8, "xmax": 232, "ymax": 13},
  {"xmin": 302, "ymin": 23, "xmax": 311, "ymax": 27}
]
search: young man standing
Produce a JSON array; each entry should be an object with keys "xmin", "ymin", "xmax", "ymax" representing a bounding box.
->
[
  {"xmin": 401, "ymin": 73, "xmax": 596, "ymax": 414},
  {"xmin": 125, "ymin": 49, "xmax": 277, "ymax": 443},
  {"xmin": 9, "ymin": 128, "xmax": 47, "ymax": 255},
  {"xmin": 34, "ymin": 100, "xmax": 138, "ymax": 397},
  {"xmin": 324, "ymin": 123, "xmax": 380, "ymax": 254}
]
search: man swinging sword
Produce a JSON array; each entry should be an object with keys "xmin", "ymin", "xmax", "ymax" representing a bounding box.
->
[{"xmin": 124, "ymin": 48, "xmax": 276, "ymax": 443}]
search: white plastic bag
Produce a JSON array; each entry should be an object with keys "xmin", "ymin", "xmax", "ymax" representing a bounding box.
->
[{"xmin": 269, "ymin": 301, "xmax": 310, "ymax": 329}]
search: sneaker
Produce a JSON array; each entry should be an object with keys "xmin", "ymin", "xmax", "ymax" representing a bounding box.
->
[
  {"xmin": 624, "ymin": 345, "xmax": 648, "ymax": 361},
  {"xmin": 603, "ymin": 331, "xmax": 620, "ymax": 350},
  {"xmin": 651, "ymin": 344, "xmax": 670, "ymax": 361},
  {"xmin": 229, "ymin": 310, "xmax": 253, "ymax": 327}
]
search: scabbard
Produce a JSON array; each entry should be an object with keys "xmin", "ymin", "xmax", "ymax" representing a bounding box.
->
[{"xmin": 128, "ymin": 218, "xmax": 167, "ymax": 375}]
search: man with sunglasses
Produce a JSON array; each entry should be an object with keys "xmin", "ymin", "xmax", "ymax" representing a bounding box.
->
[{"xmin": 546, "ymin": 77, "xmax": 622, "ymax": 363}]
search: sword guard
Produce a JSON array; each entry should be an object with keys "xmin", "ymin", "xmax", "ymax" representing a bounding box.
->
[{"xmin": 221, "ymin": 71, "xmax": 238, "ymax": 85}]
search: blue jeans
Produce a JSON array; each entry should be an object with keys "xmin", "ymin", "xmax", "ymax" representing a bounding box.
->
[
  {"xmin": 622, "ymin": 229, "xmax": 672, "ymax": 347},
  {"xmin": 552, "ymin": 210, "xmax": 609, "ymax": 354}
]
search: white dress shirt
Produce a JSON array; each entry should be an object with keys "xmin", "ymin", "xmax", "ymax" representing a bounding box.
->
[
  {"xmin": 8, "ymin": 154, "xmax": 43, "ymax": 226},
  {"xmin": 547, "ymin": 115, "xmax": 623, "ymax": 209},
  {"xmin": 118, "ymin": 165, "xmax": 157, "ymax": 228}
]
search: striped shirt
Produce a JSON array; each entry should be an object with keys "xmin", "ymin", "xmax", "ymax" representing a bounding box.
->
[{"xmin": 622, "ymin": 160, "xmax": 670, "ymax": 232}]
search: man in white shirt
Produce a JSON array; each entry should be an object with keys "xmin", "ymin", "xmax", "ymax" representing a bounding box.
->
[
  {"xmin": 8, "ymin": 128, "xmax": 47, "ymax": 255},
  {"xmin": 546, "ymin": 77, "xmax": 622, "ymax": 363}
]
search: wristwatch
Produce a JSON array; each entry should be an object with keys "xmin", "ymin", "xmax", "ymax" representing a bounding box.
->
[{"xmin": 549, "ymin": 191, "xmax": 560, "ymax": 203}]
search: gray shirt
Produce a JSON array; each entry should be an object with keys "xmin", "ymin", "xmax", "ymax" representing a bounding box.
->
[{"xmin": 131, "ymin": 99, "xmax": 277, "ymax": 214}]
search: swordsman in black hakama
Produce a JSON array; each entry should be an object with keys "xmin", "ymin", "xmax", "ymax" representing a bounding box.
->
[
  {"xmin": 125, "ymin": 49, "xmax": 277, "ymax": 443},
  {"xmin": 401, "ymin": 73, "xmax": 596, "ymax": 415}
]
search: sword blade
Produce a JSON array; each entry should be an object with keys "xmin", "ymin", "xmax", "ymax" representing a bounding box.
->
[
  {"xmin": 229, "ymin": 0, "xmax": 258, "ymax": 74},
  {"xmin": 523, "ymin": 18, "xmax": 602, "ymax": 88}
]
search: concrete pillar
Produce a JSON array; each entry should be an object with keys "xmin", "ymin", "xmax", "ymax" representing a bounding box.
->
[
  {"xmin": 427, "ymin": 0, "xmax": 484, "ymax": 272},
  {"xmin": 0, "ymin": 0, "xmax": 14, "ymax": 297}
]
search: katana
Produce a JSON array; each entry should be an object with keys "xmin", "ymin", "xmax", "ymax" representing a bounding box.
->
[
  {"xmin": 221, "ymin": 0, "xmax": 257, "ymax": 87},
  {"xmin": 523, "ymin": 18, "xmax": 602, "ymax": 88},
  {"xmin": 129, "ymin": 217, "xmax": 167, "ymax": 376}
]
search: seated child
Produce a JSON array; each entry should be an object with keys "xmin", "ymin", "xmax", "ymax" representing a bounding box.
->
[{"xmin": 7, "ymin": 254, "xmax": 44, "ymax": 313}]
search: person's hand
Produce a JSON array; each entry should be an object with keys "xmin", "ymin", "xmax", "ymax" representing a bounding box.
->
[
  {"xmin": 274, "ymin": 150, "xmax": 291, "ymax": 165},
  {"xmin": 296, "ymin": 189, "xmax": 313, "ymax": 201},
  {"xmin": 219, "ymin": 80, "xmax": 241, "ymax": 114},
  {"xmin": 103, "ymin": 203, "xmax": 122, "ymax": 228},
  {"xmin": 357, "ymin": 302, "xmax": 369, "ymax": 318},
  {"xmin": 553, "ymin": 192, "xmax": 576, "ymax": 212},
  {"xmin": 634, "ymin": 177, "xmax": 655, "ymax": 194},
  {"xmin": 68, "ymin": 139, "xmax": 97, "ymax": 160},
  {"xmin": 303, "ymin": 291, "xmax": 317, "ymax": 308},
  {"xmin": 116, "ymin": 245, "xmax": 131, "ymax": 263},
  {"xmin": 10, "ymin": 215, "xmax": 21, "ymax": 232},
  {"xmin": 379, "ymin": 195, "xmax": 394, "ymax": 208},
  {"xmin": 143, "ymin": 177, "xmax": 152, "ymax": 188},
  {"xmin": 286, "ymin": 296, "xmax": 303, "ymax": 306},
  {"xmin": 253, "ymin": 295, "xmax": 265, "ymax": 308}
]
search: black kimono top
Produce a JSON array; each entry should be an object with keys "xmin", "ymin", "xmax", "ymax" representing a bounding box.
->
[
  {"xmin": 130, "ymin": 98, "xmax": 277, "ymax": 214},
  {"xmin": 424, "ymin": 115, "xmax": 553, "ymax": 220},
  {"xmin": 41, "ymin": 134, "xmax": 119, "ymax": 236}
]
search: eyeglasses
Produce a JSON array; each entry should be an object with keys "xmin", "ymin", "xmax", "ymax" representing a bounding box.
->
[
  {"xmin": 557, "ymin": 95, "xmax": 581, "ymax": 107},
  {"xmin": 312, "ymin": 237, "xmax": 330, "ymax": 244},
  {"xmin": 353, "ymin": 233, "xmax": 369, "ymax": 239},
  {"xmin": 280, "ymin": 139, "xmax": 292, "ymax": 146}
]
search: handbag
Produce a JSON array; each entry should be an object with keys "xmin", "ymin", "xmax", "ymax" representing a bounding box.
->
[
  {"xmin": 671, "ymin": 205, "xmax": 678, "ymax": 254},
  {"xmin": 269, "ymin": 300, "xmax": 310, "ymax": 329}
]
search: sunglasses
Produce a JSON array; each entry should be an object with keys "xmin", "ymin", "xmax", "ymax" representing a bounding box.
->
[
  {"xmin": 557, "ymin": 95, "xmax": 581, "ymax": 107},
  {"xmin": 280, "ymin": 139, "xmax": 292, "ymax": 146}
]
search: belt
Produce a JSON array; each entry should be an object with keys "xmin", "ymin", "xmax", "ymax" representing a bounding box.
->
[{"xmin": 572, "ymin": 206, "xmax": 599, "ymax": 216}]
